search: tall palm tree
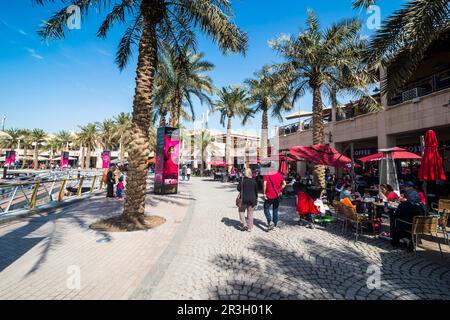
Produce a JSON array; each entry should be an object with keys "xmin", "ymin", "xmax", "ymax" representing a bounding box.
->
[
  {"xmin": 271, "ymin": 12, "xmax": 372, "ymax": 187},
  {"xmin": 0, "ymin": 128, "xmax": 21, "ymax": 149},
  {"xmin": 18, "ymin": 129, "xmax": 32, "ymax": 169},
  {"xmin": 97, "ymin": 119, "xmax": 116, "ymax": 151},
  {"xmin": 77, "ymin": 124, "xmax": 99, "ymax": 169},
  {"xmin": 199, "ymin": 129, "xmax": 215, "ymax": 175},
  {"xmin": 114, "ymin": 112, "xmax": 133, "ymax": 165},
  {"xmin": 37, "ymin": 0, "xmax": 247, "ymax": 228},
  {"xmin": 245, "ymin": 66, "xmax": 292, "ymax": 159},
  {"xmin": 213, "ymin": 86, "xmax": 251, "ymax": 172},
  {"xmin": 29, "ymin": 129, "xmax": 47, "ymax": 170},
  {"xmin": 56, "ymin": 130, "xmax": 72, "ymax": 151},
  {"xmin": 354, "ymin": 0, "xmax": 450, "ymax": 95},
  {"xmin": 46, "ymin": 137, "xmax": 62, "ymax": 162},
  {"xmin": 154, "ymin": 45, "xmax": 214, "ymax": 128}
]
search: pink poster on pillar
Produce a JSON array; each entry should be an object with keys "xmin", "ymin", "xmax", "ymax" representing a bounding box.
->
[
  {"xmin": 60, "ymin": 151, "xmax": 69, "ymax": 168},
  {"xmin": 102, "ymin": 151, "xmax": 111, "ymax": 169},
  {"xmin": 5, "ymin": 151, "xmax": 16, "ymax": 166}
]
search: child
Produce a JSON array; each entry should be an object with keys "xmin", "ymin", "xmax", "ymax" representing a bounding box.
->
[{"xmin": 116, "ymin": 176, "xmax": 125, "ymax": 198}]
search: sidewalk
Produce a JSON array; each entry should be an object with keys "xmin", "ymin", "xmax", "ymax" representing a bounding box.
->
[{"xmin": 0, "ymin": 181, "xmax": 193, "ymax": 300}]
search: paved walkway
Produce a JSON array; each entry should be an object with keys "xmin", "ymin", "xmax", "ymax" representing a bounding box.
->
[
  {"xmin": 1, "ymin": 177, "xmax": 450, "ymax": 300},
  {"xmin": 0, "ymin": 180, "xmax": 192, "ymax": 299},
  {"xmin": 138, "ymin": 178, "xmax": 450, "ymax": 300}
]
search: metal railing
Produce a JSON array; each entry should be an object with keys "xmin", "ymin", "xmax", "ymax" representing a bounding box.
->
[{"xmin": 0, "ymin": 173, "xmax": 105, "ymax": 215}]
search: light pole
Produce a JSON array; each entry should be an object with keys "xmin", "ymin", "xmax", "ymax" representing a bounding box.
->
[{"xmin": 1, "ymin": 115, "xmax": 6, "ymax": 131}]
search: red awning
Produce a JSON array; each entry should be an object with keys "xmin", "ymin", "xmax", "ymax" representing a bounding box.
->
[
  {"xmin": 288, "ymin": 144, "xmax": 354, "ymax": 169},
  {"xmin": 418, "ymin": 130, "xmax": 446, "ymax": 181},
  {"xmin": 260, "ymin": 154, "xmax": 296, "ymax": 162},
  {"xmin": 358, "ymin": 147, "xmax": 421, "ymax": 163},
  {"xmin": 209, "ymin": 160, "xmax": 227, "ymax": 167}
]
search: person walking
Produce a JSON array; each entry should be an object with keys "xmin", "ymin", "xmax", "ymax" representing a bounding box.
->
[
  {"xmin": 181, "ymin": 165, "xmax": 187, "ymax": 181},
  {"xmin": 186, "ymin": 166, "xmax": 191, "ymax": 181},
  {"xmin": 106, "ymin": 164, "xmax": 116, "ymax": 198},
  {"xmin": 236, "ymin": 168, "xmax": 258, "ymax": 232},
  {"xmin": 263, "ymin": 169, "xmax": 286, "ymax": 231}
]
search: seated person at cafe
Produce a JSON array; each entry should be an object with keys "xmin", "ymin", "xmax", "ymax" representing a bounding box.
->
[
  {"xmin": 391, "ymin": 181, "xmax": 426, "ymax": 249},
  {"xmin": 386, "ymin": 184, "xmax": 399, "ymax": 202},
  {"xmin": 415, "ymin": 182, "xmax": 427, "ymax": 205},
  {"xmin": 339, "ymin": 184, "xmax": 352, "ymax": 200},
  {"xmin": 295, "ymin": 182, "xmax": 321, "ymax": 228}
]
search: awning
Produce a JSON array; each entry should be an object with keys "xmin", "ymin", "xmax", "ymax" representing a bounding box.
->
[
  {"xmin": 209, "ymin": 160, "xmax": 227, "ymax": 167},
  {"xmin": 289, "ymin": 144, "xmax": 354, "ymax": 169},
  {"xmin": 260, "ymin": 154, "xmax": 296, "ymax": 162},
  {"xmin": 285, "ymin": 111, "xmax": 313, "ymax": 120},
  {"xmin": 358, "ymin": 147, "xmax": 421, "ymax": 163}
]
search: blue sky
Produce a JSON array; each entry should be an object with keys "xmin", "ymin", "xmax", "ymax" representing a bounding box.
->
[{"xmin": 0, "ymin": 0, "xmax": 405, "ymax": 134}]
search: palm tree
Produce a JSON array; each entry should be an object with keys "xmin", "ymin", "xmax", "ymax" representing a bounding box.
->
[
  {"xmin": 37, "ymin": 0, "xmax": 247, "ymax": 228},
  {"xmin": 56, "ymin": 130, "xmax": 72, "ymax": 151},
  {"xmin": 213, "ymin": 86, "xmax": 251, "ymax": 172},
  {"xmin": 0, "ymin": 128, "xmax": 21, "ymax": 149},
  {"xmin": 245, "ymin": 66, "xmax": 292, "ymax": 159},
  {"xmin": 76, "ymin": 124, "xmax": 99, "ymax": 169},
  {"xmin": 270, "ymin": 12, "xmax": 373, "ymax": 187},
  {"xmin": 148, "ymin": 126, "xmax": 157, "ymax": 156},
  {"xmin": 18, "ymin": 129, "xmax": 32, "ymax": 169},
  {"xmin": 113, "ymin": 112, "xmax": 133, "ymax": 165},
  {"xmin": 154, "ymin": 45, "xmax": 214, "ymax": 128},
  {"xmin": 46, "ymin": 138, "xmax": 62, "ymax": 162},
  {"xmin": 97, "ymin": 119, "xmax": 116, "ymax": 151},
  {"xmin": 354, "ymin": 0, "xmax": 450, "ymax": 95},
  {"xmin": 29, "ymin": 129, "xmax": 47, "ymax": 170}
]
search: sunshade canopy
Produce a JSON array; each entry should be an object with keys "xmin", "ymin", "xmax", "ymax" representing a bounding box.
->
[
  {"xmin": 358, "ymin": 147, "xmax": 421, "ymax": 163},
  {"xmin": 289, "ymin": 144, "xmax": 354, "ymax": 169}
]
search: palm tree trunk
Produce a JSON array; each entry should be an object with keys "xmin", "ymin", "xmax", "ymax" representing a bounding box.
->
[
  {"xmin": 174, "ymin": 92, "xmax": 181, "ymax": 128},
  {"xmin": 79, "ymin": 146, "xmax": 84, "ymax": 169},
  {"xmin": 119, "ymin": 142, "xmax": 125, "ymax": 164},
  {"xmin": 312, "ymin": 86, "xmax": 326, "ymax": 188},
  {"xmin": 260, "ymin": 108, "xmax": 269, "ymax": 159},
  {"xmin": 169, "ymin": 99, "xmax": 177, "ymax": 127},
  {"xmin": 85, "ymin": 148, "xmax": 91, "ymax": 169},
  {"xmin": 21, "ymin": 147, "xmax": 27, "ymax": 169},
  {"xmin": 159, "ymin": 105, "xmax": 167, "ymax": 127},
  {"xmin": 226, "ymin": 116, "xmax": 232, "ymax": 173},
  {"xmin": 123, "ymin": 6, "xmax": 161, "ymax": 226},
  {"xmin": 33, "ymin": 144, "xmax": 38, "ymax": 170}
]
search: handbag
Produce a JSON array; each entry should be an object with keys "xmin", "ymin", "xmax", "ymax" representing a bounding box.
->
[
  {"xmin": 268, "ymin": 175, "xmax": 282, "ymax": 201},
  {"xmin": 236, "ymin": 178, "xmax": 243, "ymax": 207}
]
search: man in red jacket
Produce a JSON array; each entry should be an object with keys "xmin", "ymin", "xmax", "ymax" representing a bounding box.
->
[{"xmin": 263, "ymin": 170, "xmax": 286, "ymax": 231}]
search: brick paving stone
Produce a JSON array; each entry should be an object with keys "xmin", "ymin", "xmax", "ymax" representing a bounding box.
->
[{"xmin": 0, "ymin": 180, "xmax": 191, "ymax": 299}]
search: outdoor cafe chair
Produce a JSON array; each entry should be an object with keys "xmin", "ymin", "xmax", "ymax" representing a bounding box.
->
[
  {"xmin": 431, "ymin": 200, "xmax": 450, "ymax": 246},
  {"xmin": 341, "ymin": 204, "xmax": 367, "ymax": 242},
  {"xmin": 396, "ymin": 216, "xmax": 443, "ymax": 257},
  {"xmin": 332, "ymin": 201, "xmax": 347, "ymax": 232}
]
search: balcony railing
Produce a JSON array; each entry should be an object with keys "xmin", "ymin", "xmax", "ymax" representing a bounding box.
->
[{"xmin": 388, "ymin": 68, "xmax": 450, "ymax": 106}]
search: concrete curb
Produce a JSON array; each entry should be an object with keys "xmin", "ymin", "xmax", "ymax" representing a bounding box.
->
[
  {"xmin": 0, "ymin": 191, "xmax": 106, "ymax": 225},
  {"xmin": 130, "ymin": 184, "xmax": 196, "ymax": 300}
]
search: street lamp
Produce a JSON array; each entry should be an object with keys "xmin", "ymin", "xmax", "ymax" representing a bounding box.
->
[{"xmin": 1, "ymin": 115, "xmax": 6, "ymax": 131}]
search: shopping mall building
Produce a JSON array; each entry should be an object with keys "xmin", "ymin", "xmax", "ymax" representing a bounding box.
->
[{"xmin": 276, "ymin": 34, "xmax": 450, "ymax": 178}]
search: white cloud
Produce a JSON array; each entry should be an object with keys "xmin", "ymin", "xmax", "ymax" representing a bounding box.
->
[{"xmin": 26, "ymin": 48, "xmax": 44, "ymax": 60}]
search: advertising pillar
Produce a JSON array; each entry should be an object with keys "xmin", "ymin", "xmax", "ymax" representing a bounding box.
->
[{"xmin": 154, "ymin": 127, "xmax": 180, "ymax": 195}]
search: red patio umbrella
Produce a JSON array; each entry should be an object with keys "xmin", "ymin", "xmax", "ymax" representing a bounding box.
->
[
  {"xmin": 418, "ymin": 130, "xmax": 446, "ymax": 181},
  {"xmin": 260, "ymin": 154, "xmax": 296, "ymax": 162},
  {"xmin": 358, "ymin": 147, "xmax": 421, "ymax": 163},
  {"xmin": 289, "ymin": 144, "xmax": 354, "ymax": 169},
  {"xmin": 279, "ymin": 160, "xmax": 288, "ymax": 175}
]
